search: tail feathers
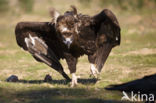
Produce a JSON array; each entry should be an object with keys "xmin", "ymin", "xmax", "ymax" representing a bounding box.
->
[{"xmin": 95, "ymin": 43, "xmax": 112, "ymax": 72}]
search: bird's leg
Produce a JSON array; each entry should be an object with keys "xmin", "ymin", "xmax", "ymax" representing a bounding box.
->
[
  {"xmin": 64, "ymin": 53, "xmax": 78, "ymax": 87},
  {"xmin": 90, "ymin": 63, "xmax": 99, "ymax": 78},
  {"xmin": 88, "ymin": 54, "xmax": 99, "ymax": 78},
  {"xmin": 71, "ymin": 73, "xmax": 80, "ymax": 87}
]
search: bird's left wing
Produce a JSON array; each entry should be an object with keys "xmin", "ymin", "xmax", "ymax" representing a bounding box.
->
[{"xmin": 92, "ymin": 9, "xmax": 121, "ymax": 72}]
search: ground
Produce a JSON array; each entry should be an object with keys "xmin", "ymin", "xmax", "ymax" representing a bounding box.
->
[{"xmin": 0, "ymin": 1, "xmax": 156, "ymax": 103}]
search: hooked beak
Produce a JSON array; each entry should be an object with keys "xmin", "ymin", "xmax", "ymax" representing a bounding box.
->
[
  {"xmin": 67, "ymin": 41, "xmax": 71, "ymax": 48},
  {"xmin": 63, "ymin": 37, "xmax": 73, "ymax": 49}
]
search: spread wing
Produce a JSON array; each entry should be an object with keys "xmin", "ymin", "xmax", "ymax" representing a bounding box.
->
[
  {"xmin": 15, "ymin": 22, "xmax": 70, "ymax": 80},
  {"xmin": 93, "ymin": 9, "xmax": 121, "ymax": 72}
]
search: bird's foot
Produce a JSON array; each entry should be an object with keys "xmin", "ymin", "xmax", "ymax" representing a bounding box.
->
[
  {"xmin": 70, "ymin": 73, "xmax": 80, "ymax": 87},
  {"xmin": 90, "ymin": 64, "xmax": 99, "ymax": 79}
]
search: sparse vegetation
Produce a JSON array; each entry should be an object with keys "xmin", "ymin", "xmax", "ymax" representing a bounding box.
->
[
  {"xmin": 0, "ymin": 0, "xmax": 155, "ymax": 103},
  {"xmin": 18, "ymin": 0, "xmax": 34, "ymax": 13},
  {"xmin": 78, "ymin": 0, "xmax": 92, "ymax": 7},
  {"xmin": 99, "ymin": 0, "xmax": 156, "ymax": 10},
  {"xmin": 0, "ymin": 0, "xmax": 9, "ymax": 12}
]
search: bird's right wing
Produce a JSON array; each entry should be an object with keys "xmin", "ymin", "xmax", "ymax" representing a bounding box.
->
[
  {"xmin": 24, "ymin": 33, "xmax": 60, "ymax": 68},
  {"xmin": 15, "ymin": 22, "xmax": 63, "ymax": 71}
]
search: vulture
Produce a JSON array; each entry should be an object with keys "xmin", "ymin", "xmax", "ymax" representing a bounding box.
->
[{"xmin": 15, "ymin": 6, "xmax": 120, "ymax": 87}]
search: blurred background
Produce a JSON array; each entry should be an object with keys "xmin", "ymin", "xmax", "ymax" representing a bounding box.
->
[{"xmin": 0, "ymin": 0, "xmax": 156, "ymax": 103}]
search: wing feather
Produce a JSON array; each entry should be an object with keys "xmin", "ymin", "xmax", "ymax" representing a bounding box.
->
[
  {"xmin": 93, "ymin": 9, "xmax": 121, "ymax": 72},
  {"xmin": 15, "ymin": 22, "xmax": 63, "ymax": 71}
]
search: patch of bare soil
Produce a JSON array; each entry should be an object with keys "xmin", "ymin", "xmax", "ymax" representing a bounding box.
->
[
  {"xmin": 0, "ymin": 69, "xmax": 27, "ymax": 79},
  {"xmin": 0, "ymin": 42, "xmax": 5, "ymax": 48},
  {"xmin": 139, "ymin": 67, "xmax": 156, "ymax": 77},
  {"xmin": 124, "ymin": 48, "xmax": 156, "ymax": 55},
  {"xmin": 0, "ymin": 50, "xmax": 18, "ymax": 55}
]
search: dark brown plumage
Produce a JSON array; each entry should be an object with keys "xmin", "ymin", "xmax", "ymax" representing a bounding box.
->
[
  {"xmin": 15, "ymin": 22, "xmax": 71, "ymax": 81},
  {"xmin": 15, "ymin": 6, "xmax": 121, "ymax": 86}
]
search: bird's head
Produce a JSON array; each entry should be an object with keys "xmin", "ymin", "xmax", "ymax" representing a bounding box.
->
[{"xmin": 49, "ymin": 6, "xmax": 80, "ymax": 48}]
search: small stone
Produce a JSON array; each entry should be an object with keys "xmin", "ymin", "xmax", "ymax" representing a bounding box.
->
[
  {"xmin": 44, "ymin": 74, "xmax": 52, "ymax": 82},
  {"xmin": 6, "ymin": 75, "xmax": 18, "ymax": 82}
]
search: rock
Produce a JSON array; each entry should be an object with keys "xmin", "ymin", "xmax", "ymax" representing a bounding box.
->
[
  {"xmin": 44, "ymin": 74, "xmax": 52, "ymax": 82},
  {"xmin": 6, "ymin": 75, "xmax": 18, "ymax": 82}
]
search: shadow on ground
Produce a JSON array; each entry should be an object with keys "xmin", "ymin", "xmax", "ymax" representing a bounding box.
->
[
  {"xmin": 1, "ymin": 79, "xmax": 133, "ymax": 103},
  {"xmin": 17, "ymin": 78, "xmax": 98, "ymax": 85},
  {"xmin": 4, "ymin": 88, "xmax": 131, "ymax": 103},
  {"xmin": 105, "ymin": 73, "xmax": 156, "ymax": 94},
  {"xmin": 105, "ymin": 73, "xmax": 156, "ymax": 103}
]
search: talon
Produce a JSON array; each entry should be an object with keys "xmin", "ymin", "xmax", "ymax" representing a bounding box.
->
[
  {"xmin": 90, "ymin": 63, "xmax": 99, "ymax": 78},
  {"xmin": 70, "ymin": 73, "xmax": 79, "ymax": 87}
]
